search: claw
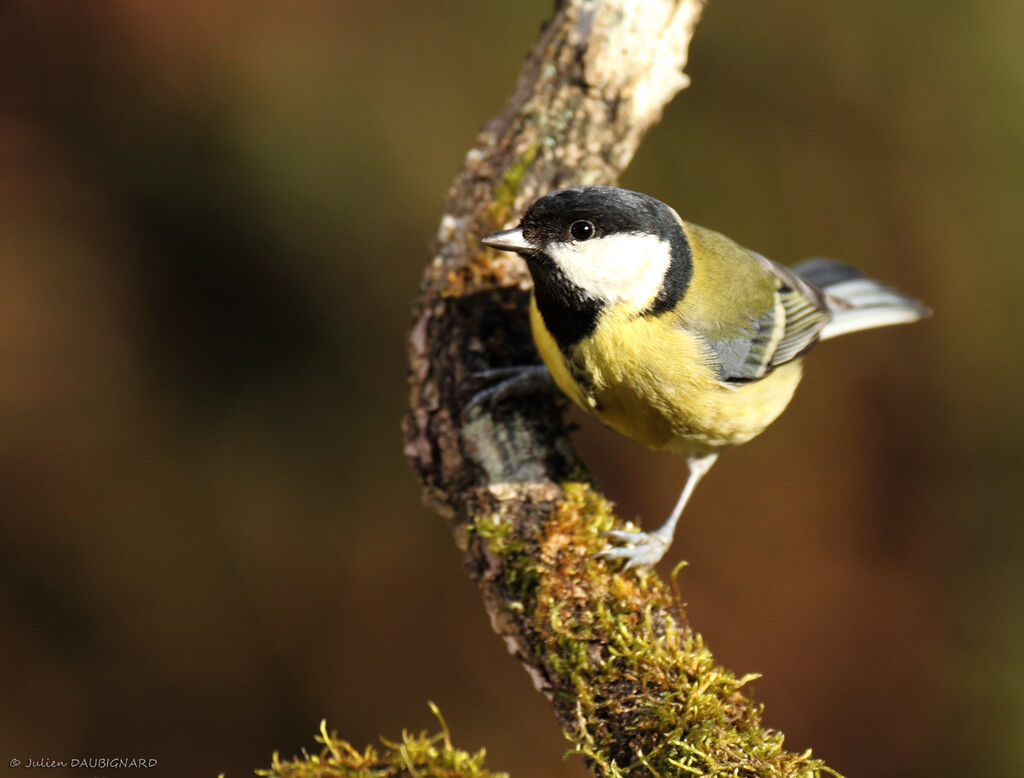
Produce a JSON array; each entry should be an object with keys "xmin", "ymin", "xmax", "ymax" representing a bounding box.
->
[
  {"xmin": 472, "ymin": 366, "xmax": 539, "ymax": 382},
  {"xmin": 596, "ymin": 529, "xmax": 671, "ymax": 570},
  {"xmin": 601, "ymin": 529, "xmax": 647, "ymax": 543},
  {"xmin": 463, "ymin": 365, "xmax": 553, "ymax": 419}
]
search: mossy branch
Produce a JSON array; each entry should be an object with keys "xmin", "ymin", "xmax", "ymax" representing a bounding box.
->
[
  {"xmin": 258, "ymin": 706, "xmax": 509, "ymax": 778},
  {"xmin": 376, "ymin": 2, "xmax": 839, "ymax": 776}
]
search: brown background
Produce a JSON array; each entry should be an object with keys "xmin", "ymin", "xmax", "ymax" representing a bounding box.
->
[{"xmin": 1, "ymin": 2, "xmax": 1021, "ymax": 777}]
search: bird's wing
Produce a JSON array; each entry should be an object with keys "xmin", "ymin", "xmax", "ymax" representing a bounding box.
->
[{"xmin": 700, "ymin": 253, "xmax": 832, "ymax": 383}]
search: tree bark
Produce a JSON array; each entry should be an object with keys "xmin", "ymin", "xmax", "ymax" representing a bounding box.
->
[{"xmin": 403, "ymin": 2, "xmax": 838, "ymax": 775}]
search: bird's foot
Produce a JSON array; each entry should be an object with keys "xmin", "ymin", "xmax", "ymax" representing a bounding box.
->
[
  {"xmin": 596, "ymin": 528, "xmax": 672, "ymax": 570},
  {"xmin": 463, "ymin": 365, "xmax": 553, "ymax": 418}
]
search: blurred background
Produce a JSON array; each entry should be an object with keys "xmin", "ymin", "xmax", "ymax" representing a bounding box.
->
[{"xmin": 1, "ymin": 1, "xmax": 1021, "ymax": 776}]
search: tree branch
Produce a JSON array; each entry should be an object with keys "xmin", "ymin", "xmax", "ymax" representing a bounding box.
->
[{"xmin": 402, "ymin": 2, "xmax": 839, "ymax": 775}]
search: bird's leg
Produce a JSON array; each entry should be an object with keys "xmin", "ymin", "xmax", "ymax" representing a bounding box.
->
[
  {"xmin": 462, "ymin": 365, "xmax": 554, "ymax": 418},
  {"xmin": 598, "ymin": 452, "xmax": 719, "ymax": 570}
]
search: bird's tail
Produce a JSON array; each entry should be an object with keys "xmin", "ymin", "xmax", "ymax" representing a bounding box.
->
[{"xmin": 793, "ymin": 258, "xmax": 931, "ymax": 341}]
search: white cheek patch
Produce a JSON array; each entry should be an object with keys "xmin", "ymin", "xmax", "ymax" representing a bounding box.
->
[{"xmin": 547, "ymin": 232, "xmax": 672, "ymax": 310}]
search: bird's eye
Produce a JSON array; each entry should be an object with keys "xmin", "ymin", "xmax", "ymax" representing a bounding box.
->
[{"xmin": 569, "ymin": 220, "xmax": 596, "ymax": 242}]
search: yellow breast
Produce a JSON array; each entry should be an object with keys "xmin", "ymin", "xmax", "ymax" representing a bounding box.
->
[{"xmin": 530, "ymin": 297, "xmax": 803, "ymax": 455}]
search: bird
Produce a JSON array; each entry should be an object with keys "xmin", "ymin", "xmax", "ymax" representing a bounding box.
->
[{"xmin": 478, "ymin": 185, "xmax": 929, "ymax": 569}]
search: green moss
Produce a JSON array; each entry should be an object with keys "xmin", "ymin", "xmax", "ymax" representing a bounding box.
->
[
  {"xmin": 470, "ymin": 513, "xmax": 516, "ymax": 553},
  {"xmin": 468, "ymin": 511, "xmax": 543, "ymax": 616},
  {"xmin": 486, "ymin": 142, "xmax": 541, "ymax": 228},
  {"xmin": 259, "ymin": 705, "xmax": 508, "ymax": 778},
  {"xmin": 471, "ymin": 483, "xmax": 842, "ymax": 778}
]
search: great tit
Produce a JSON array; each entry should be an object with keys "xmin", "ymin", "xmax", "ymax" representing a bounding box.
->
[{"xmin": 480, "ymin": 185, "xmax": 929, "ymax": 569}]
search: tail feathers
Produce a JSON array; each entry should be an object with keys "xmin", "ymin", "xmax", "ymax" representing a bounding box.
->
[
  {"xmin": 792, "ymin": 257, "xmax": 866, "ymax": 287},
  {"xmin": 792, "ymin": 257, "xmax": 930, "ymax": 341}
]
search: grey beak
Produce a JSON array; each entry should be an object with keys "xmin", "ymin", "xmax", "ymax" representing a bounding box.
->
[{"xmin": 481, "ymin": 227, "xmax": 535, "ymax": 253}]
